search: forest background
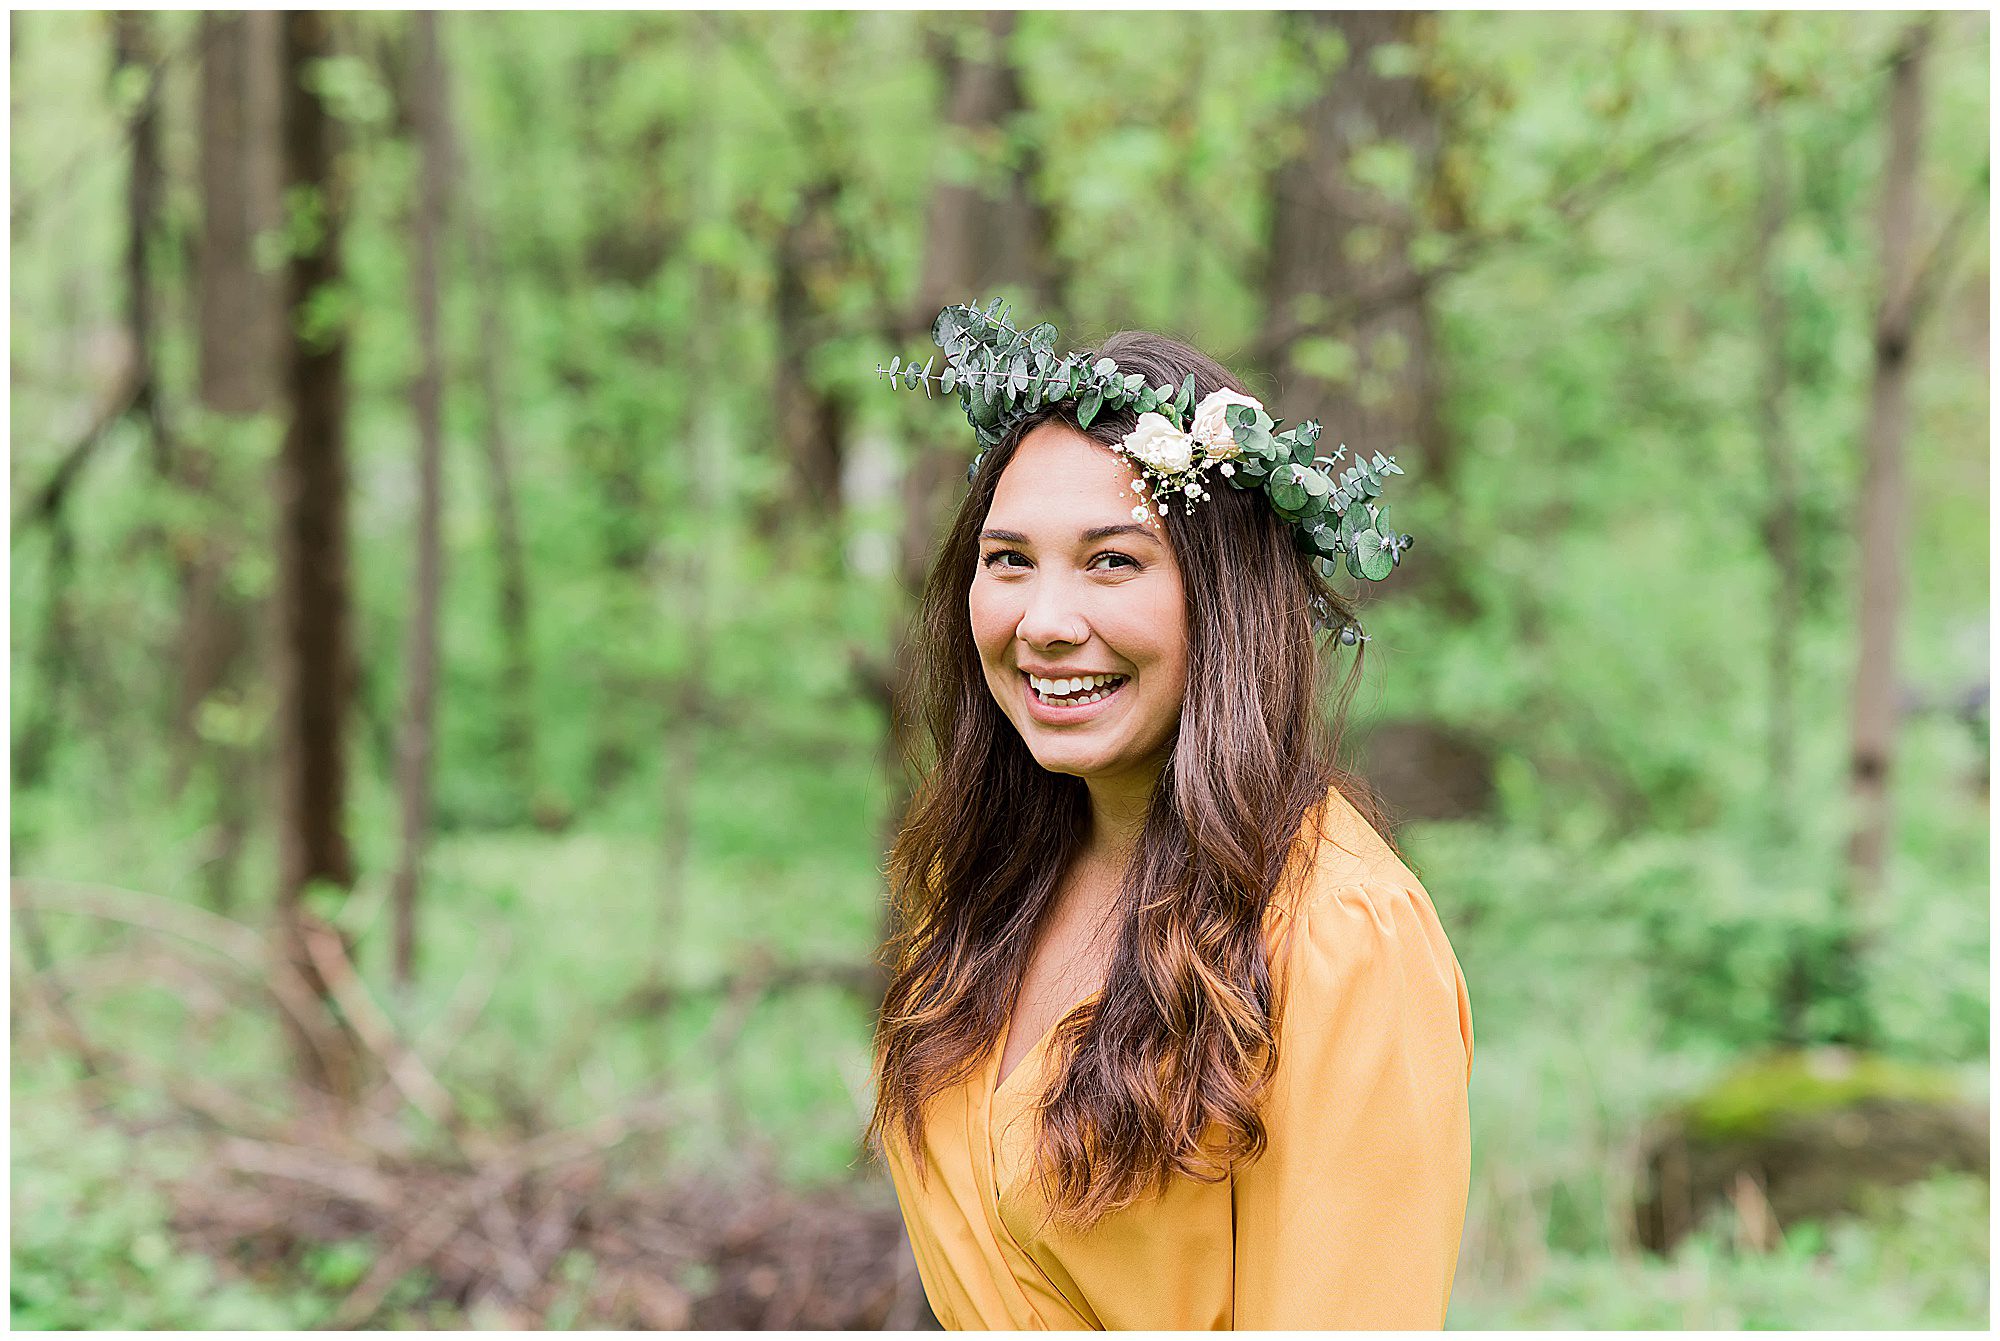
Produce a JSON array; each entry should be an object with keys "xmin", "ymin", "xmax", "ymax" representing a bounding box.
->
[{"xmin": 8, "ymin": 7, "xmax": 1991, "ymax": 1330}]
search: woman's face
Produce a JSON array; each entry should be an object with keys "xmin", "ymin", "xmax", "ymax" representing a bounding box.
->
[{"xmin": 970, "ymin": 421, "xmax": 1188, "ymax": 787}]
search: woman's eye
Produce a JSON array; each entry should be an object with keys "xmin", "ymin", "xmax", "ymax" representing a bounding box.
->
[{"xmin": 981, "ymin": 549, "xmax": 1029, "ymax": 570}]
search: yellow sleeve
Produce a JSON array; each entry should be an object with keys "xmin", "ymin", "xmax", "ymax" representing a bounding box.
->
[{"xmin": 1232, "ymin": 882, "xmax": 1474, "ymax": 1330}]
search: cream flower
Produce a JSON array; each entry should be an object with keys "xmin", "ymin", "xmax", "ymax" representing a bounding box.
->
[
  {"xmin": 1120, "ymin": 412, "xmax": 1196, "ymax": 475},
  {"xmin": 1189, "ymin": 387, "xmax": 1265, "ymax": 458}
]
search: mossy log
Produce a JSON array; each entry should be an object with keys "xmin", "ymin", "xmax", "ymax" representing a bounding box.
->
[{"xmin": 1634, "ymin": 1048, "xmax": 1987, "ymax": 1253}]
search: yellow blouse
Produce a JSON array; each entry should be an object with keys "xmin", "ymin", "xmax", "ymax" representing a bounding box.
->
[{"xmin": 882, "ymin": 786, "xmax": 1474, "ymax": 1330}]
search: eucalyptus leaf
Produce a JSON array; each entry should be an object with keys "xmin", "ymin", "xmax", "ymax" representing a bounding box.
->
[
  {"xmin": 1355, "ymin": 530, "xmax": 1394, "ymax": 580},
  {"xmin": 1078, "ymin": 390, "xmax": 1104, "ymax": 428}
]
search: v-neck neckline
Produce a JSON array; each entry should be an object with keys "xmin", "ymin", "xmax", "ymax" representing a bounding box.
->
[{"xmin": 992, "ymin": 987, "xmax": 1104, "ymax": 1100}]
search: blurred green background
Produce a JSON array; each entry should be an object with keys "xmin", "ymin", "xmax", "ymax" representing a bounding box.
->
[{"xmin": 9, "ymin": 9, "xmax": 1989, "ymax": 1329}]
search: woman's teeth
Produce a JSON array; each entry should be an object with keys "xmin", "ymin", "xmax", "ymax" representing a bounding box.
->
[{"xmin": 1028, "ymin": 672, "xmax": 1128, "ymax": 705}]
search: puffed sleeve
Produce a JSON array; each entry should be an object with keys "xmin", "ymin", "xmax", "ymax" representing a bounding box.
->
[{"xmin": 1231, "ymin": 881, "xmax": 1474, "ymax": 1330}]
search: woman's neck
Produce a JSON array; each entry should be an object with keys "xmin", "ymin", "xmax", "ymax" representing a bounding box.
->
[{"xmin": 1082, "ymin": 768, "xmax": 1158, "ymax": 868}]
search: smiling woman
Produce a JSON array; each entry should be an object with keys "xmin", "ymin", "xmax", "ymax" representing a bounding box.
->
[{"xmin": 865, "ymin": 323, "xmax": 1473, "ymax": 1329}]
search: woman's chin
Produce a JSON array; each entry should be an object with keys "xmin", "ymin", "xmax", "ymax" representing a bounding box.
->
[{"xmin": 1024, "ymin": 742, "xmax": 1120, "ymax": 778}]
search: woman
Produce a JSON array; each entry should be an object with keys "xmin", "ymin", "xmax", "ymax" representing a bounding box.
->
[{"xmin": 865, "ymin": 311, "xmax": 1473, "ymax": 1330}]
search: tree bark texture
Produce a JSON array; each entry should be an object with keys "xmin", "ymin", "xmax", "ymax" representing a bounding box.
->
[
  {"xmin": 391, "ymin": 9, "xmax": 452, "ymax": 993},
  {"xmin": 111, "ymin": 10, "xmax": 170, "ymax": 476},
  {"xmin": 898, "ymin": 10, "xmax": 1062, "ymax": 602},
  {"xmin": 275, "ymin": 8, "xmax": 361, "ymax": 1099},
  {"xmin": 1843, "ymin": 20, "xmax": 1931, "ymax": 930},
  {"xmin": 1257, "ymin": 12, "xmax": 1446, "ymax": 490},
  {"xmin": 768, "ymin": 173, "xmax": 854, "ymax": 526}
]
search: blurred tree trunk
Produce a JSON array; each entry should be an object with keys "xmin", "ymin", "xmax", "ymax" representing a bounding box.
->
[
  {"xmin": 391, "ymin": 10, "xmax": 452, "ymax": 994},
  {"xmin": 1254, "ymin": 11, "xmax": 1470, "ymax": 616},
  {"xmin": 181, "ymin": 11, "xmax": 284, "ymax": 909},
  {"xmin": 1752, "ymin": 87, "xmax": 1803, "ymax": 846},
  {"xmin": 111, "ymin": 10, "xmax": 170, "ymax": 476},
  {"xmin": 1838, "ymin": 19, "xmax": 1933, "ymax": 1038},
  {"xmin": 197, "ymin": 12, "xmax": 284, "ymax": 415},
  {"xmin": 274, "ymin": 9, "xmax": 362, "ymax": 1101},
  {"xmin": 897, "ymin": 10, "xmax": 1062, "ymax": 604},
  {"xmin": 764, "ymin": 173, "xmax": 854, "ymax": 532}
]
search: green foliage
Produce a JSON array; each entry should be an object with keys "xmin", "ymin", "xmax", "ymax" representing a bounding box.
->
[
  {"xmin": 10, "ymin": 1091, "xmax": 325, "ymax": 1329},
  {"xmin": 6, "ymin": 7, "xmax": 1988, "ymax": 1331},
  {"xmin": 1448, "ymin": 1173, "xmax": 1988, "ymax": 1330}
]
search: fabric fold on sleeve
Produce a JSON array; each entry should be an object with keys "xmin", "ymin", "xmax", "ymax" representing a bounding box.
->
[{"xmin": 1231, "ymin": 881, "xmax": 1474, "ymax": 1330}]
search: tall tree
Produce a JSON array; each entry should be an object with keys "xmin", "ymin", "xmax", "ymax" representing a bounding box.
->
[
  {"xmin": 390, "ymin": 9, "xmax": 452, "ymax": 993},
  {"xmin": 1839, "ymin": 17, "xmax": 1934, "ymax": 1023},
  {"xmin": 1252, "ymin": 10, "xmax": 1476, "ymax": 626},
  {"xmin": 766, "ymin": 172, "xmax": 855, "ymax": 530},
  {"xmin": 111, "ymin": 10, "xmax": 170, "ymax": 476},
  {"xmin": 1256, "ymin": 11, "xmax": 1446, "ymax": 496},
  {"xmin": 897, "ymin": 10, "xmax": 1063, "ymax": 598},
  {"xmin": 274, "ymin": 8, "xmax": 361, "ymax": 1099},
  {"xmin": 179, "ymin": 11, "xmax": 284, "ymax": 908}
]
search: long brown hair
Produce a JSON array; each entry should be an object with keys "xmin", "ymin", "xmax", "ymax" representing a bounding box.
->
[{"xmin": 865, "ymin": 328, "xmax": 1403, "ymax": 1230}]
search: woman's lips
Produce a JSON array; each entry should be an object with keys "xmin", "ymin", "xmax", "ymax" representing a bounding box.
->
[{"xmin": 1020, "ymin": 672, "xmax": 1128, "ymax": 724}]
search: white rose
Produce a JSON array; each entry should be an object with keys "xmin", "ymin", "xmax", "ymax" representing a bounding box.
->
[
  {"xmin": 1189, "ymin": 387, "xmax": 1265, "ymax": 458},
  {"xmin": 1121, "ymin": 412, "xmax": 1196, "ymax": 475}
]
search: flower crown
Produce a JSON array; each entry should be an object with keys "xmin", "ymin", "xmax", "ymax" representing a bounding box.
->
[{"xmin": 875, "ymin": 298, "xmax": 1413, "ymax": 644}]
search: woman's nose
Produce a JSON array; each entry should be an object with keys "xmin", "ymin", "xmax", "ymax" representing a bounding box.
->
[{"xmin": 1016, "ymin": 572, "xmax": 1088, "ymax": 648}]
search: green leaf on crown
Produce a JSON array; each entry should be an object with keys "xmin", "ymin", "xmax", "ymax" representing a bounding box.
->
[
  {"xmin": 1354, "ymin": 530, "xmax": 1394, "ymax": 580},
  {"xmin": 1077, "ymin": 389, "xmax": 1104, "ymax": 428},
  {"xmin": 1340, "ymin": 499, "xmax": 1372, "ymax": 543},
  {"xmin": 1176, "ymin": 375, "xmax": 1195, "ymax": 421},
  {"xmin": 1299, "ymin": 467, "xmax": 1331, "ymax": 498},
  {"xmin": 1233, "ymin": 421, "xmax": 1274, "ymax": 457},
  {"xmin": 1269, "ymin": 472, "xmax": 1308, "ymax": 512},
  {"xmin": 1137, "ymin": 386, "xmax": 1159, "ymax": 413}
]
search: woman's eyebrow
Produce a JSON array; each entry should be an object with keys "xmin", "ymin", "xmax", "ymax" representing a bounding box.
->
[{"xmin": 979, "ymin": 524, "xmax": 1160, "ymax": 545}]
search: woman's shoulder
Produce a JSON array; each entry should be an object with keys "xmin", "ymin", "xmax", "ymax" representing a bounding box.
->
[
  {"xmin": 1261, "ymin": 786, "xmax": 1467, "ymax": 1034},
  {"xmin": 1265, "ymin": 783, "xmax": 1430, "ymax": 924}
]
